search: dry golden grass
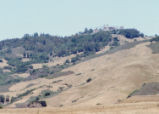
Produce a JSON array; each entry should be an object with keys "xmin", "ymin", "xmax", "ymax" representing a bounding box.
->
[
  {"xmin": 0, "ymin": 59, "xmax": 8, "ymax": 68},
  {"xmin": 45, "ymin": 42, "xmax": 155, "ymax": 107},
  {"xmin": 1, "ymin": 102, "xmax": 159, "ymax": 114},
  {"xmin": 3, "ymin": 69, "xmax": 11, "ymax": 73},
  {"xmin": 14, "ymin": 73, "xmax": 30, "ymax": 78},
  {"xmin": 21, "ymin": 58, "xmax": 30, "ymax": 62},
  {"xmin": 32, "ymin": 54, "xmax": 76, "ymax": 69},
  {"xmin": 96, "ymin": 46, "xmax": 110, "ymax": 54}
]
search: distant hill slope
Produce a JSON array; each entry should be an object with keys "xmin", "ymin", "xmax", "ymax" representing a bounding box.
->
[
  {"xmin": 0, "ymin": 27, "xmax": 153, "ymax": 109},
  {"xmin": 0, "ymin": 28, "xmax": 145, "ymax": 86},
  {"xmin": 1, "ymin": 39, "xmax": 158, "ymax": 109}
]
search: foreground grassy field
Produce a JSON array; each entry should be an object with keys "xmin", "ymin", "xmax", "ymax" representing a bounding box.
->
[{"xmin": 1, "ymin": 102, "xmax": 159, "ymax": 114}]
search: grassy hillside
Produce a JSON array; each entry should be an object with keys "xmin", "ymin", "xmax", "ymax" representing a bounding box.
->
[
  {"xmin": 0, "ymin": 28, "xmax": 144, "ymax": 84},
  {"xmin": 0, "ymin": 40, "xmax": 158, "ymax": 109},
  {"xmin": 0, "ymin": 27, "xmax": 148, "ymax": 108}
]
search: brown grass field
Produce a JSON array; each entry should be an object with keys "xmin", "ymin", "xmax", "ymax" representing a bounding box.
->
[{"xmin": 1, "ymin": 102, "xmax": 159, "ymax": 114}]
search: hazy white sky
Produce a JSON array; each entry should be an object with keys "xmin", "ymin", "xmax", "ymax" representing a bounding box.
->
[{"xmin": 0, "ymin": 0, "xmax": 158, "ymax": 40}]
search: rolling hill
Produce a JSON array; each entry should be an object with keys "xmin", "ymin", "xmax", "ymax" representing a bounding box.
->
[{"xmin": 1, "ymin": 27, "xmax": 159, "ymax": 113}]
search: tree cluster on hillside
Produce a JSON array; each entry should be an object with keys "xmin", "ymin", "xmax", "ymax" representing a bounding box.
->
[
  {"xmin": 0, "ymin": 31, "xmax": 112, "ymax": 61},
  {"xmin": 111, "ymin": 29, "xmax": 144, "ymax": 38},
  {"xmin": 0, "ymin": 28, "xmax": 144, "ymax": 75},
  {"xmin": 150, "ymin": 35, "xmax": 159, "ymax": 42}
]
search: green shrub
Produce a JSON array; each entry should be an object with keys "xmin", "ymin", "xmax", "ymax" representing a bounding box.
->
[
  {"xmin": 0, "ymin": 95, "xmax": 5, "ymax": 104},
  {"xmin": 118, "ymin": 29, "xmax": 144, "ymax": 38},
  {"xmin": 65, "ymin": 59, "xmax": 70, "ymax": 64},
  {"xmin": 0, "ymin": 105, "xmax": 3, "ymax": 109},
  {"xmin": 71, "ymin": 56, "xmax": 80, "ymax": 63},
  {"xmin": 28, "ymin": 96, "xmax": 40, "ymax": 102},
  {"xmin": 41, "ymin": 90, "xmax": 52, "ymax": 98},
  {"xmin": 86, "ymin": 78, "xmax": 92, "ymax": 83},
  {"xmin": 11, "ymin": 89, "xmax": 35, "ymax": 103},
  {"xmin": 127, "ymin": 89, "xmax": 139, "ymax": 98}
]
